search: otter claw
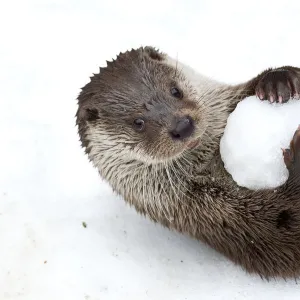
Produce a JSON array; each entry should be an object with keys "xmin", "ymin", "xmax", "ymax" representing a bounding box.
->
[
  {"xmin": 256, "ymin": 68, "xmax": 300, "ymax": 103},
  {"xmin": 283, "ymin": 125, "xmax": 300, "ymax": 169},
  {"xmin": 283, "ymin": 148, "xmax": 293, "ymax": 168},
  {"xmin": 256, "ymin": 89, "xmax": 265, "ymax": 100}
]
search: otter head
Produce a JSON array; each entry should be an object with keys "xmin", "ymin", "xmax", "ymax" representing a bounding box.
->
[{"xmin": 76, "ymin": 46, "xmax": 207, "ymax": 165}]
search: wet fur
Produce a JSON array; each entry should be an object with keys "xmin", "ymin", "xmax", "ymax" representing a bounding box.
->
[{"xmin": 76, "ymin": 46, "xmax": 300, "ymax": 279}]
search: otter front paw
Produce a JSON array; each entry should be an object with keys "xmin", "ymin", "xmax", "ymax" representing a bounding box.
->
[
  {"xmin": 282, "ymin": 125, "xmax": 300, "ymax": 170},
  {"xmin": 256, "ymin": 68, "xmax": 300, "ymax": 103}
]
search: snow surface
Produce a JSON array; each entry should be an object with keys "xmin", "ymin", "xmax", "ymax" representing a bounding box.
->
[
  {"xmin": 220, "ymin": 96, "xmax": 300, "ymax": 190},
  {"xmin": 2, "ymin": 0, "xmax": 300, "ymax": 299}
]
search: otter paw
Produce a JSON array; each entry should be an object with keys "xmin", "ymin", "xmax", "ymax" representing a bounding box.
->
[
  {"xmin": 256, "ymin": 69, "xmax": 300, "ymax": 103},
  {"xmin": 282, "ymin": 125, "xmax": 300, "ymax": 169}
]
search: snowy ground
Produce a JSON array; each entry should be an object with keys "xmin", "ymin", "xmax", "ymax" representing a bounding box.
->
[{"xmin": 1, "ymin": 0, "xmax": 300, "ymax": 299}]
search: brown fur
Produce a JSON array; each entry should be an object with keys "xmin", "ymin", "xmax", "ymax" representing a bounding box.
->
[{"xmin": 75, "ymin": 46, "xmax": 300, "ymax": 279}]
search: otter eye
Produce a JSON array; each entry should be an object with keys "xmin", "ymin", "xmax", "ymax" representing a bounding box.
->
[
  {"xmin": 171, "ymin": 87, "xmax": 183, "ymax": 99},
  {"xmin": 133, "ymin": 118, "xmax": 145, "ymax": 131}
]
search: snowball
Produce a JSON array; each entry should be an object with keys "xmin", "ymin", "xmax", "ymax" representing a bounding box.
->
[{"xmin": 220, "ymin": 96, "xmax": 300, "ymax": 190}]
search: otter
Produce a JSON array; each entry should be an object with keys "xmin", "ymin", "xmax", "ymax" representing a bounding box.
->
[{"xmin": 75, "ymin": 46, "xmax": 300, "ymax": 279}]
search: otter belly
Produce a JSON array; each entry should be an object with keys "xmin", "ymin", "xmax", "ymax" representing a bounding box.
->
[{"xmin": 220, "ymin": 96, "xmax": 300, "ymax": 190}]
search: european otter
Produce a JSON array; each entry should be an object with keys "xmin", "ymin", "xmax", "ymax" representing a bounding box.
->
[{"xmin": 75, "ymin": 46, "xmax": 300, "ymax": 279}]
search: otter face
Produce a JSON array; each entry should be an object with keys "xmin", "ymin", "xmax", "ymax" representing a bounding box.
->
[{"xmin": 77, "ymin": 46, "xmax": 207, "ymax": 164}]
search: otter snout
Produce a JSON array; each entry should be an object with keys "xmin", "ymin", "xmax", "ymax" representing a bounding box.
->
[{"xmin": 169, "ymin": 116, "xmax": 195, "ymax": 140}]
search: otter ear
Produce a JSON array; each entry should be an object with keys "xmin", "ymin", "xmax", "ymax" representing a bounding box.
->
[
  {"xmin": 78, "ymin": 107, "xmax": 99, "ymax": 122},
  {"xmin": 144, "ymin": 46, "xmax": 165, "ymax": 61}
]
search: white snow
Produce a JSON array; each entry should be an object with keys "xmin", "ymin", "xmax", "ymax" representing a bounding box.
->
[
  {"xmin": 220, "ymin": 96, "xmax": 300, "ymax": 190},
  {"xmin": 2, "ymin": 0, "xmax": 300, "ymax": 299}
]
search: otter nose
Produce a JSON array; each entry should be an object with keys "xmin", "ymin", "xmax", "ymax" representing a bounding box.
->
[{"xmin": 170, "ymin": 116, "xmax": 194, "ymax": 140}]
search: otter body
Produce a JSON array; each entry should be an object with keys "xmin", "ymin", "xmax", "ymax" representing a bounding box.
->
[{"xmin": 76, "ymin": 46, "xmax": 300, "ymax": 279}]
